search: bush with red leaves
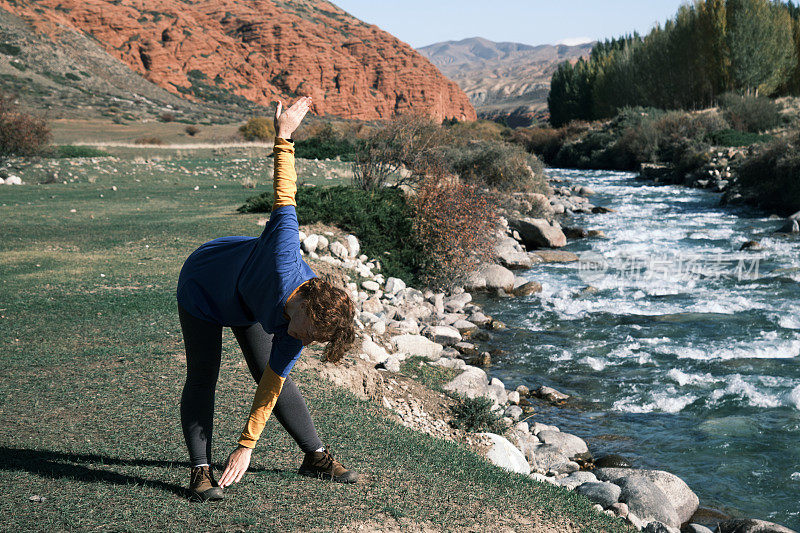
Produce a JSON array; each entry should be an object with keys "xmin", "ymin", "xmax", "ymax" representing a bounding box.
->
[
  {"xmin": 411, "ymin": 171, "xmax": 498, "ymax": 289},
  {"xmin": 0, "ymin": 92, "xmax": 50, "ymax": 160}
]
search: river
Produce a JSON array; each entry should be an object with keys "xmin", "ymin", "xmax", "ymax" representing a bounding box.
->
[{"xmin": 477, "ymin": 168, "xmax": 800, "ymax": 528}]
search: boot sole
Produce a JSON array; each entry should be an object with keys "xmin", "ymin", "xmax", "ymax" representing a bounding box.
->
[
  {"xmin": 298, "ymin": 468, "xmax": 359, "ymax": 484},
  {"xmin": 188, "ymin": 488, "xmax": 224, "ymax": 502}
]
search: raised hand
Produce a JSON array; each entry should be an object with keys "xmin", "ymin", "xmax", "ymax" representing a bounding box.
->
[{"xmin": 274, "ymin": 96, "xmax": 312, "ymax": 139}]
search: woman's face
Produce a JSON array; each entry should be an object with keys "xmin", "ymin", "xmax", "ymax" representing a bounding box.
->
[{"xmin": 287, "ymin": 302, "xmax": 318, "ymax": 346}]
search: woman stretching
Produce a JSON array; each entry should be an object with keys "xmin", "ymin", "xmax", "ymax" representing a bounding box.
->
[{"xmin": 176, "ymin": 96, "xmax": 357, "ymax": 501}]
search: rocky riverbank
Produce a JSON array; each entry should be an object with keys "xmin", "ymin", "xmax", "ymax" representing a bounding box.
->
[
  {"xmin": 297, "ymin": 178, "xmax": 796, "ymax": 533},
  {"xmin": 639, "ymin": 148, "xmax": 800, "ymax": 237}
]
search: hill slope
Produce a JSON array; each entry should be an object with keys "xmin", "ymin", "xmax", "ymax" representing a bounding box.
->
[
  {"xmin": 418, "ymin": 37, "xmax": 592, "ymax": 126},
  {"xmin": 0, "ymin": 0, "xmax": 475, "ymax": 121}
]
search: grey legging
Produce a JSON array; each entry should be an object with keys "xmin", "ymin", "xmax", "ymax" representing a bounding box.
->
[{"xmin": 179, "ymin": 305, "xmax": 323, "ymax": 466}]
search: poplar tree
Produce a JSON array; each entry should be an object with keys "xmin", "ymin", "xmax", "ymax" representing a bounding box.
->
[{"xmin": 727, "ymin": 0, "xmax": 795, "ymax": 95}]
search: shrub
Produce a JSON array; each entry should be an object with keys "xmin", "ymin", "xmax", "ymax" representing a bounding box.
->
[
  {"xmin": 449, "ymin": 395, "xmax": 503, "ymax": 433},
  {"xmin": 0, "ymin": 91, "xmax": 50, "ymax": 160},
  {"xmin": 239, "ymin": 116, "xmax": 275, "ymax": 142},
  {"xmin": 718, "ymin": 92, "xmax": 782, "ymax": 133},
  {"xmin": 737, "ymin": 136, "xmax": 800, "ymax": 215},
  {"xmin": 55, "ymin": 145, "xmax": 108, "ymax": 158},
  {"xmin": 295, "ymin": 123, "xmax": 360, "ymax": 161},
  {"xmin": 446, "ymin": 119, "xmax": 510, "ymax": 142},
  {"xmin": 352, "ymin": 114, "xmax": 449, "ymax": 190},
  {"xmin": 0, "ymin": 43, "xmax": 21, "ymax": 56},
  {"xmin": 239, "ymin": 180, "xmax": 497, "ymax": 287},
  {"xmin": 158, "ymin": 112, "xmax": 175, "ymax": 123},
  {"xmin": 185, "ymin": 125, "xmax": 200, "ymax": 136},
  {"xmin": 706, "ymin": 129, "xmax": 773, "ymax": 147},
  {"xmin": 509, "ymin": 127, "xmax": 565, "ymax": 164},
  {"xmin": 412, "ymin": 174, "xmax": 498, "ymax": 288},
  {"xmin": 239, "ymin": 186, "xmax": 422, "ymax": 283},
  {"xmin": 444, "ymin": 140, "xmax": 547, "ymax": 193},
  {"xmin": 134, "ymin": 136, "xmax": 164, "ymax": 145}
]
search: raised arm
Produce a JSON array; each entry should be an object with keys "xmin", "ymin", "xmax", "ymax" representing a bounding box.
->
[{"xmin": 273, "ymin": 96, "xmax": 312, "ymax": 210}]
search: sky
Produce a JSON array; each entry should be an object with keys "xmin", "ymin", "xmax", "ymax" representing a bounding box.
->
[{"xmin": 332, "ymin": 0, "xmax": 693, "ymax": 49}]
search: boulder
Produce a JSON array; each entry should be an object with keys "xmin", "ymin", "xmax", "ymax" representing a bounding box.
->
[
  {"xmin": 643, "ymin": 522, "xmax": 680, "ymax": 533},
  {"xmin": 361, "ymin": 297, "xmax": 383, "ymax": 314},
  {"xmin": 505, "ymin": 405, "xmax": 523, "ymax": 420},
  {"xmin": 534, "ymin": 385, "xmax": 570, "ymax": 403},
  {"xmin": 481, "ymin": 263, "xmax": 516, "ymax": 292},
  {"xmin": 469, "ymin": 311, "xmax": 491, "ymax": 326},
  {"xmin": 442, "ymin": 366, "xmax": 490, "ymax": 399},
  {"xmin": 330, "ymin": 241, "xmax": 349, "ymax": 261},
  {"xmin": 575, "ymin": 482, "xmax": 622, "ymax": 509},
  {"xmin": 4, "ymin": 175, "xmax": 22, "ymax": 185},
  {"xmin": 495, "ymin": 240, "xmax": 533, "ymax": 270},
  {"xmin": 362, "ymin": 280, "xmax": 381, "ymax": 292},
  {"xmin": 527, "ymin": 444, "xmax": 571, "ymax": 474},
  {"xmin": 556, "ymin": 471, "xmax": 598, "ymax": 490},
  {"xmin": 360, "ymin": 337, "xmax": 390, "ymax": 364},
  {"xmin": 302, "ymin": 234, "xmax": 320, "ymax": 254},
  {"xmin": 514, "ymin": 281, "xmax": 542, "ymax": 297},
  {"xmin": 424, "ymin": 325, "xmax": 462, "ymax": 346},
  {"xmin": 316, "ymin": 235, "xmax": 329, "ymax": 252},
  {"xmin": 531, "ymin": 250, "xmax": 580, "ymax": 263},
  {"xmin": 454, "ymin": 341, "xmax": 478, "ymax": 356},
  {"xmin": 509, "ymin": 217, "xmax": 567, "ymax": 249},
  {"xmin": 452, "ymin": 319, "xmax": 477, "ymax": 334},
  {"xmin": 464, "ymin": 263, "xmax": 516, "ymax": 293},
  {"xmin": 615, "ymin": 476, "xmax": 680, "ymax": 529},
  {"xmin": 685, "ymin": 525, "xmax": 714, "ymax": 533},
  {"xmin": 390, "ymin": 334, "xmax": 443, "ymax": 360},
  {"xmin": 777, "ymin": 219, "xmax": 799, "ymax": 234},
  {"xmin": 610, "ymin": 502, "xmax": 629, "ymax": 518},
  {"xmin": 444, "ymin": 293, "xmax": 472, "ymax": 313},
  {"xmin": 384, "ymin": 277, "xmax": 405, "ymax": 295},
  {"xmin": 715, "ymin": 519, "xmax": 797, "ymax": 533},
  {"xmin": 537, "ymin": 430, "xmax": 589, "ymax": 459},
  {"xmin": 345, "ymin": 234, "xmax": 360, "ymax": 258},
  {"xmin": 594, "ymin": 454, "xmax": 633, "ymax": 468},
  {"xmin": 595, "ymin": 468, "xmax": 698, "ymax": 525},
  {"xmin": 480, "ymin": 432, "xmax": 530, "ymax": 475}
]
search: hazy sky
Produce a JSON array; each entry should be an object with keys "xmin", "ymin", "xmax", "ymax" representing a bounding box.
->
[{"xmin": 333, "ymin": 1, "xmax": 692, "ymax": 48}]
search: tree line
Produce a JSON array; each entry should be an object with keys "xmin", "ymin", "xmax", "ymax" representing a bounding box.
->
[{"xmin": 548, "ymin": 0, "xmax": 800, "ymax": 126}]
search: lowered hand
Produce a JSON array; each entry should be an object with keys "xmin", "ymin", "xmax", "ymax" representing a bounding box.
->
[{"xmin": 219, "ymin": 445, "xmax": 252, "ymax": 488}]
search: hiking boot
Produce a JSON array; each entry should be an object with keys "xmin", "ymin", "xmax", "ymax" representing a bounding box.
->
[
  {"xmin": 188, "ymin": 465, "xmax": 224, "ymax": 501},
  {"xmin": 298, "ymin": 449, "xmax": 359, "ymax": 483}
]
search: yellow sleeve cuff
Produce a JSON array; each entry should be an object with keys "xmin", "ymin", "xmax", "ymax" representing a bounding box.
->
[
  {"xmin": 237, "ymin": 366, "xmax": 286, "ymax": 448},
  {"xmin": 273, "ymin": 137, "xmax": 297, "ymax": 209}
]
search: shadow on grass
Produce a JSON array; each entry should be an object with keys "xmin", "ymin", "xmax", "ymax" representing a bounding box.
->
[
  {"xmin": 2, "ymin": 447, "xmax": 296, "ymax": 499},
  {"xmin": 2, "ymin": 447, "xmax": 190, "ymax": 498}
]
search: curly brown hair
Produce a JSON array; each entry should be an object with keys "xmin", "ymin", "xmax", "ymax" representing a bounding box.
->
[{"xmin": 296, "ymin": 277, "xmax": 355, "ymax": 363}]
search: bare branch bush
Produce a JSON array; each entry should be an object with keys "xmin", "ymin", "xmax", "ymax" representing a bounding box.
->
[{"xmin": 352, "ymin": 114, "xmax": 452, "ymax": 190}]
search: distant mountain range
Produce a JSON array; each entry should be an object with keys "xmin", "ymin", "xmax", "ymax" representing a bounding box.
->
[{"xmin": 418, "ymin": 37, "xmax": 594, "ymax": 126}]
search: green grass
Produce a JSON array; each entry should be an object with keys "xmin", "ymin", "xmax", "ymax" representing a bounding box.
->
[
  {"xmin": 0, "ymin": 154, "xmax": 629, "ymax": 532},
  {"xmin": 400, "ymin": 356, "xmax": 460, "ymax": 393},
  {"xmin": 53, "ymin": 145, "xmax": 109, "ymax": 158}
]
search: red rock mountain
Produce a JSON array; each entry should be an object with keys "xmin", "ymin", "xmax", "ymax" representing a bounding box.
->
[{"xmin": 0, "ymin": 0, "xmax": 475, "ymax": 121}]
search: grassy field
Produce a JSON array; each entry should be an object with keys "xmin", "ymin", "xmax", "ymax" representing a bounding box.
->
[{"xmin": 0, "ymin": 152, "xmax": 628, "ymax": 532}]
